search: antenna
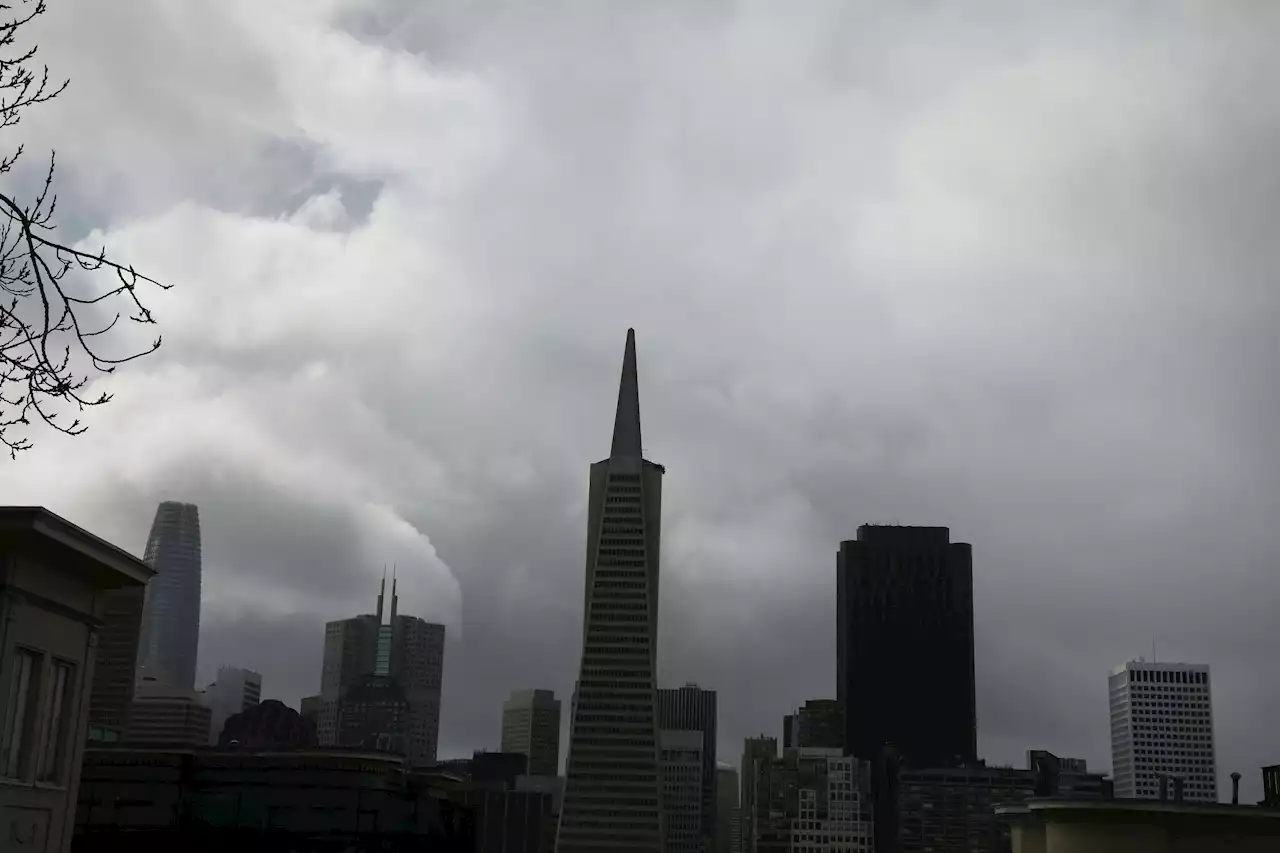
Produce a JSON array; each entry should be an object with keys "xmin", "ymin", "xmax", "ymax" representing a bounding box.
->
[{"xmin": 1152, "ymin": 637, "xmax": 1157, "ymax": 663}]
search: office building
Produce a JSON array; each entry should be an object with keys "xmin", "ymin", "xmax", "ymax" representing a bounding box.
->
[
  {"xmin": 1108, "ymin": 660, "xmax": 1217, "ymax": 802},
  {"xmin": 0, "ymin": 506, "xmax": 154, "ymax": 853},
  {"xmin": 315, "ymin": 574, "xmax": 446, "ymax": 764},
  {"xmin": 837, "ymin": 525, "xmax": 976, "ymax": 767},
  {"xmin": 126, "ymin": 677, "xmax": 213, "ymax": 746},
  {"xmin": 558, "ymin": 330, "xmax": 665, "ymax": 853},
  {"xmin": 741, "ymin": 743, "xmax": 874, "ymax": 852},
  {"xmin": 661, "ymin": 730, "xmax": 705, "ymax": 853},
  {"xmin": 658, "ymin": 682, "xmax": 718, "ymax": 849},
  {"xmin": 740, "ymin": 736, "xmax": 783, "ymax": 853},
  {"xmin": 715, "ymin": 763, "xmax": 739, "ymax": 853},
  {"xmin": 502, "ymin": 689, "xmax": 562, "ymax": 777},
  {"xmin": 87, "ymin": 585, "xmax": 146, "ymax": 743},
  {"xmin": 786, "ymin": 699, "xmax": 844, "ymax": 751},
  {"xmin": 204, "ymin": 665, "xmax": 262, "ymax": 744},
  {"xmin": 137, "ymin": 501, "xmax": 202, "ymax": 689}
]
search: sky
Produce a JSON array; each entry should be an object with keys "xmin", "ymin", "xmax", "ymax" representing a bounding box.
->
[{"xmin": 2, "ymin": 0, "xmax": 1279, "ymax": 801}]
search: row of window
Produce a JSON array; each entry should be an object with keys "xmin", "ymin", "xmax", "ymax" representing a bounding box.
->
[{"xmin": 1130, "ymin": 669, "xmax": 1207, "ymax": 685}]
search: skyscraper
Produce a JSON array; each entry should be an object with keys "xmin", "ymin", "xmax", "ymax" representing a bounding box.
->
[
  {"xmin": 1108, "ymin": 661, "xmax": 1217, "ymax": 802},
  {"xmin": 836, "ymin": 525, "xmax": 976, "ymax": 768},
  {"xmin": 313, "ymin": 575, "xmax": 446, "ymax": 764},
  {"xmin": 714, "ymin": 764, "xmax": 740, "ymax": 853},
  {"xmin": 502, "ymin": 689, "xmax": 562, "ymax": 777},
  {"xmin": 658, "ymin": 683, "xmax": 718, "ymax": 851},
  {"xmin": 786, "ymin": 699, "xmax": 844, "ymax": 751},
  {"xmin": 557, "ymin": 329, "xmax": 665, "ymax": 853},
  {"xmin": 137, "ymin": 501, "xmax": 202, "ymax": 689}
]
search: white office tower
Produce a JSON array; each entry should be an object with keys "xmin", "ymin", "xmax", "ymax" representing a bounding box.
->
[
  {"xmin": 1109, "ymin": 661, "xmax": 1217, "ymax": 802},
  {"xmin": 204, "ymin": 666, "xmax": 262, "ymax": 744}
]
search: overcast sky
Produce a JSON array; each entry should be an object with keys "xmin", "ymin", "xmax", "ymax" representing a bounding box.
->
[{"xmin": 3, "ymin": 0, "xmax": 1279, "ymax": 801}]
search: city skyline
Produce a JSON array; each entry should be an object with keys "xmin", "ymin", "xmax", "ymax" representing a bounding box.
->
[{"xmin": 3, "ymin": 0, "xmax": 1279, "ymax": 808}]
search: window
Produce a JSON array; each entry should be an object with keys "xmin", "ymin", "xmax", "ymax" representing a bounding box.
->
[
  {"xmin": 37, "ymin": 660, "xmax": 74, "ymax": 783},
  {"xmin": 1, "ymin": 648, "xmax": 41, "ymax": 779}
]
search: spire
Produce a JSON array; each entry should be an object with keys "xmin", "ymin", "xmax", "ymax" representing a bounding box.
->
[
  {"xmin": 376, "ymin": 567, "xmax": 386, "ymax": 621},
  {"xmin": 610, "ymin": 328, "xmax": 643, "ymax": 459},
  {"xmin": 390, "ymin": 565, "xmax": 398, "ymax": 621}
]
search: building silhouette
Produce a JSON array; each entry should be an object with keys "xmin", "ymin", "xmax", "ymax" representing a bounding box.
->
[
  {"xmin": 502, "ymin": 689, "xmax": 562, "ymax": 777},
  {"xmin": 784, "ymin": 699, "xmax": 844, "ymax": 751},
  {"xmin": 715, "ymin": 763, "xmax": 740, "ymax": 853},
  {"xmin": 87, "ymin": 584, "xmax": 147, "ymax": 742},
  {"xmin": 137, "ymin": 501, "xmax": 202, "ymax": 689},
  {"xmin": 217, "ymin": 699, "xmax": 316, "ymax": 749},
  {"xmin": 1108, "ymin": 661, "xmax": 1217, "ymax": 802},
  {"xmin": 557, "ymin": 330, "xmax": 665, "ymax": 853},
  {"xmin": 836, "ymin": 525, "xmax": 976, "ymax": 767},
  {"xmin": 127, "ymin": 677, "xmax": 212, "ymax": 746},
  {"xmin": 660, "ymin": 730, "xmax": 705, "ymax": 853},
  {"xmin": 310, "ymin": 575, "xmax": 446, "ymax": 764},
  {"xmin": 658, "ymin": 683, "xmax": 718, "ymax": 851}
]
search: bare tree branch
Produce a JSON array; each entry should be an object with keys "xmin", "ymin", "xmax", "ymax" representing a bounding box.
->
[{"xmin": 0, "ymin": 0, "xmax": 168, "ymax": 456}]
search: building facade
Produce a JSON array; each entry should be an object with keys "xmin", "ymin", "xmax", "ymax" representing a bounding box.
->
[
  {"xmin": 76, "ymin": 746, "xmax": 476, "ymax": 850},
  {"xmin": 502, "ymin": 689, "xmax": 562, "ymax": 777},
  {"xmin": 558, "ymin": 330, "xmax": 665, "ymax": 853},
  {"xmin": 1108, "ymin": 660, "xmax": 1217, "ymax": 802},
  {"xmin": 741, "ymin": 743, "xmax": 874, "ymax": 852},
  {"xmin": 837, "ymin": 525, "xmax": 976, "ymax": 767},
  {"xmin": 715, "ymin": 763, "xmax": 739, "ymax": 853},
  {"xmin": 0, "ymin": 506, "xmax": 154, "ymax": 853},
  {"xmin": 137, "ymin": 502, "xmax": 202, "ymax": 690},
  {"xmin": 658, "ymin": 682, "xmax": 718, "ymax": 850},
  {"xmin": 786, "ymin": 699, "xmax": 844, "ymax": 751},
  {"xmin": 661, "ymin": 729, "xmax": 705, "ymax": 853},
  {"xmin": 86, "ymin": 584, "xmax": 146, "ymax": 743},
  {"xmin": 127, "ymin": 678, "xmax": 213, "ymax": 747},
  {"xmin": 314, "ymin": 576, "xmax": 446, "ymax": 764},
  {"xmin": 203, "ymin": 665, "xmax": 262, "ymax": 744}
]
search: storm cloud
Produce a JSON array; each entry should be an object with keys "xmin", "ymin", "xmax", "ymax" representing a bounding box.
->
[{"xmin": 4, "ymin": 0, "xmax": 1280, "ymax": 801}]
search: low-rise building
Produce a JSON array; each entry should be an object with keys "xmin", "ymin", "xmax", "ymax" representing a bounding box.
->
[
  {"xmin": 0, "ymin": 506, "xmax": 154, "ymax": 853},
  {"xmin": 126, "ymin": 677, "xmax": 212, "ymax": 746},
  {"xmin": 998, "ymin": 798, "xmax": 1280, "ymax": 853},
  {"xmin": 75, "ymin": 745, "xmax": 474, "ymax": 850}
]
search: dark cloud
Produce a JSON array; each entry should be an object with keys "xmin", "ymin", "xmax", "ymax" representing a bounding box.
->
[{"xmin": 3, "ymin": 0, "xmax": 1279, "ymax": 803}]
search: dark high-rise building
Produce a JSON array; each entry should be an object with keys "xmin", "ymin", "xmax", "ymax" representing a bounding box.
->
[
  {"xmin": 137, "ymin": 501, "xmax": 202, "ymax": 689},
  {"xmin": 836, "ymin": 525, "xmax": 976, "ymax": 768},
  {"xmin": 788, "ymin": 699, "xmax": 844, "ymax": 751},
  {"xmin": 558, "ymin": 330, "xmax": 665, "ymax": 853},
  {"xmin": 88, "ymin": 585, "xmax": 146, "ymax": 741},
  {"xmin": 658, "ymin": 682, "xmax": 718, "ymax": 851},
  {"xmin": 314, "ymin": 575, "xmax": 446, "ymax": 764}
]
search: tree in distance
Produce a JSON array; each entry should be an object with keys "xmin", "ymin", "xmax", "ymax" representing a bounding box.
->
[{"xmin": 0, "ymin": 0, "xmax": 168, "ymax": 457}]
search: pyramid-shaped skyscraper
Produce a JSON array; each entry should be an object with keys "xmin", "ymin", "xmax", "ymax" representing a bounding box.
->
[{"xmin": 557, "ymin": 329, "xmax": 665, "ymax": 852}]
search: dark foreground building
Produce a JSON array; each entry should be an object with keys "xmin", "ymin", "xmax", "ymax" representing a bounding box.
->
[
  {"xmin": 837, "ymin": 525, "xmax": 976, "ymax": 767},
  {"xmin": 73, "ymin": 746, "xmax": 474, "ymax": 852}
]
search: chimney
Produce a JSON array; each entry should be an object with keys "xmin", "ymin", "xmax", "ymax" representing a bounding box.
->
[
  {"xmin": 1172, "ymin": 776, "xmax": 1185, "ymax": 803},
  {"xmin": 1158, "ymin": 775, "xmax": 1169, "ymax": 801},
  {"xmin": 1232, "ymin": 772, "xmax": 1242, "ymax": 805}
]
